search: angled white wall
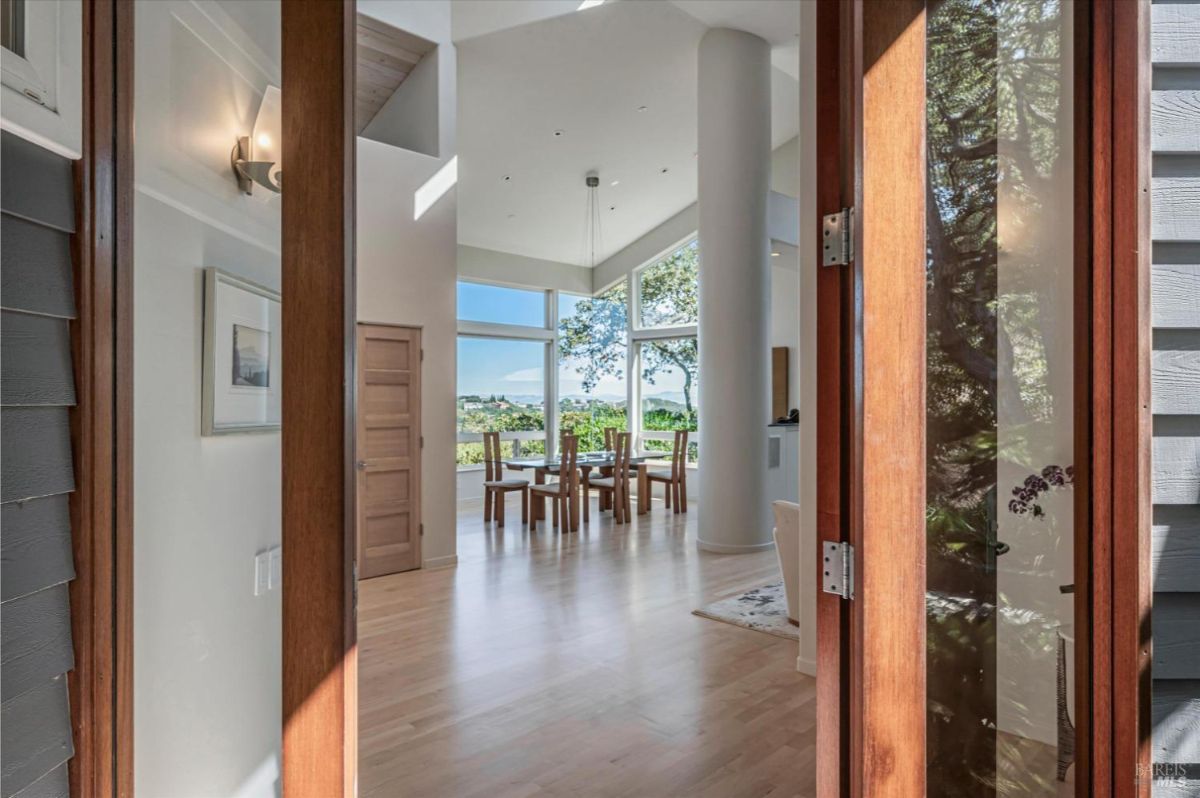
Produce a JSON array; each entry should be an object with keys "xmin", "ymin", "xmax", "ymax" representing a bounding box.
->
[
  {"xmin": 357, "ymin": 0, "xmax": 459, "ymax": 571},
  {"xmin": 457, "ymin": 245, "xmax": 592, "ymax": 294}
]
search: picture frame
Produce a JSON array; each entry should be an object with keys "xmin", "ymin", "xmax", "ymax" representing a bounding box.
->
[{"xmin": 202, "ymin": 267, "xmax": 281, "ymax": 435}]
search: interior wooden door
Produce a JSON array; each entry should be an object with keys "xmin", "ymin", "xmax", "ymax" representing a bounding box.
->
[
  {"xmin": 817, "ymin": 1, "xmax": 1088, "ymax": 795},
  {"xmin": 356, "ymin": 323, "xmax": 422, "ymax": 578}
]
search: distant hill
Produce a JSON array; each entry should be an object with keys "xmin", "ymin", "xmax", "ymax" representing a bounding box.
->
[{"xmin": 642, "ymin": 396, "xmax": 687, "ymax": 413}]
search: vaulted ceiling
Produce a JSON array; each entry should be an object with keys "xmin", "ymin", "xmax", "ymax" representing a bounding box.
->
[{"xmin": 455, "ymin": 0, "xmax": 801, "ymax": 267}]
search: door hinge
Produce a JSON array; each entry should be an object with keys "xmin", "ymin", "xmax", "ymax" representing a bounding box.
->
[
  {"xmin": 419, "ymin": 523, "xmax": 424, "ymax": 537},
  {"xmin": 822, "ymin": 541, "xmax": 854, "ymax": 600},
  {"xmin": 352, "ymin": 562, "xmax": 359, "ymax": 612},
  {"xmin": 822, "ymin": 207, "xmax": 855, "ymax": 266},
  {"xmin": 420, "ymin": 348, "xmax": 424, "ymax": 361},
  {"xmin": 420, "ymin": 435, "xmax": 424, "ymax": 448}
]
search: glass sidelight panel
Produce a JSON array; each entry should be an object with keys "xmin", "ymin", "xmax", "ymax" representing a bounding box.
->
[{"xmin": 925, "ymin": 0, "xmax": 1075, "ymax": 794}]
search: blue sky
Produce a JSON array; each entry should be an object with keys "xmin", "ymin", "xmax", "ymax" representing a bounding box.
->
[{"xmin": 456, "ymin": 283, "xmax": 687, "ymax": 400}]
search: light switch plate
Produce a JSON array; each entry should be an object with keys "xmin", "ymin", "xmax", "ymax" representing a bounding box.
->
[
  {"xmin": 268, "ymin": 547, "xmax": 282, "ymax": 590},
  {"xmin": 254, "ymin": 550, "xmax": 270, "ymax": 596}
]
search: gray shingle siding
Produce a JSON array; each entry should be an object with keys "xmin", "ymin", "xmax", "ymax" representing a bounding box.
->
[
  {"xmin": 0, "ymin": 132, "xmax": 78, "ymax": 797},
  {"xmin": 1152, "ymin": 2, "xmax": 1200, "ymax": 794}
]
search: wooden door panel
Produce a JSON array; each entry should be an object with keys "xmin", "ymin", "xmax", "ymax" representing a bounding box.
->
[
  {"xmin": 363, "ymin": 466, "xmax": 412, "ymax": 504},
  {"xmin": 362, "ymin": 420, "xmax": 410, "ymax": 460},
  {"xmin": 362, "ymin": 375, "xmax": 412, "ymax": 416},
  {"xmin": 361, "ymin": 509, "xmax": 414, "ymax": 575},
  {"xmin": 363, "ymin": 338, "xmax": 411, "ymax": 370},
  {"xmin": 356, "ymin": 324, "xmax": 421, "ymax": 579}
]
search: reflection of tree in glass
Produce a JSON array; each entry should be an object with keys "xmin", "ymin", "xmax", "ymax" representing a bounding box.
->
[
  {"xmin": 639, "ymin": 240, "xmax": 699, "ymax": 328},
  {"xmin": 559, "ymin": 245, "xmax": 700, "ymax": 416},
  {"xmin": 925, "ymin": 1, "xmax": 1069, "ymax": 793},
  {"xmin": 558, "ymin": 281, "xmax": 628, "ymax": 396}
]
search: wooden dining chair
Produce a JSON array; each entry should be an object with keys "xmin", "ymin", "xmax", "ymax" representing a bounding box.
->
[
  {"xmin": 482, "ymin": 431, "xmax": 529, "ymax": 527},
  {"xmin": 584, "ymin": 432, "xmax": 632, "ymax": 523},
  {"xmin": 596, "ymin": 426, "xmax": 619, "ymax": 511},
  {"xmin": 646, "ymin": 429, "xmax": 688, "ymax": 513},
  {"xmin": 530, "ymin": 434, "xmax": 578, "ymax": 532}
]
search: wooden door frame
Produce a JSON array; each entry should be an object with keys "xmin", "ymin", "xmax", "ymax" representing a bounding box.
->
[
  {"xmin": 70, "ymin": 1, "xmax": 135, "ymax": 796},
  {"xmin": 1089, "ymin": 1, "xmax": 1153, "ymax": 794},
  {"xmin": 280, "ymin": 1, "xmax": 357, "ymax": 796},
  {"xmin": 275, "ymin": 0, "xmax": 1153, "ymax": 795},
  {"xmin": 814, "ymin": 0, "xmax": 1153, "ymax": 795}
]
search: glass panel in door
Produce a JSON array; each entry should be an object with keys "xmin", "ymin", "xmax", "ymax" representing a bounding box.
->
[{"xmin": 925, "ymin": 0, "xmax": 1076, "ymax": 794}]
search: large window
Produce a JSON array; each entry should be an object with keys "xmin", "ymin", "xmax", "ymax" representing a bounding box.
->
[
  {"xmin": 632, "ymin": 240, "xmax": 699, "ymax": 460},
  {"xmin": 457, "ymin": 280, "xmax": 546, "ymax": 327},
  {"xmin": 456, "ymin": 338, "xmax": 546, "ymax": 466},
  {"xmin": 456, "ymin": 240, "xmax": 701, "ymax": 470},
  {"xmin": 638, "ymin": 338, "xmax": 699, "ymax": 462},
  {"xmin": 637, "ymin": 240, "xmax": 698, "ymax": 329},
  {"xmin": 557, "ymin": 283, "xmax": 627, "ymax": 452}
]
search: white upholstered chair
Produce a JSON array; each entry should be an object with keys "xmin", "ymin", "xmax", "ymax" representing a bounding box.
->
[{"xmin": 772, "ymin": 501, "xmax": 801, "ymax": 627}]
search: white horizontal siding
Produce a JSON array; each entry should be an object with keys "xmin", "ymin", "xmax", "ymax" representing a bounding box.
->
[
  {"xmin": 1153, "ymin": 336, "xmax": 1200, "ymax": 414},
  {"xmin": 1153, "ymin": 3, "xmax": 1200, "ymax": 65},
  {"xmin": 1153, "ymin": 178, "xmax": 1200, "ymax": 242},
  {"xmin": 1153, "ymin": 434, "xmax": 1200, "ymax": 505},
  {"xmin": 1153, "ymin": 91, "xmax": 1200, "ymax": 152},
  {"xmin": 1153, "ymin": 264, "xmax": 1200, "ymax": 328}
]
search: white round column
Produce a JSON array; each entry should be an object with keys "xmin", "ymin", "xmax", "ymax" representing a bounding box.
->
[{"xmin": 696, "ymin": 28, "xmax": 773, "ymax": 553}]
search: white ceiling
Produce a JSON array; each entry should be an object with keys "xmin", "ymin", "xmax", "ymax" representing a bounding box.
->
[
  {"xmin": 669, "ymin": 0, "xmax": 801, "ymax": 78},
  {"xmin": 451, "ymin": 0, "xmax": 583, "ymax": 43},
  {"xmin": 456, "ymin": 0, "xmax": 802, "ymax": 267}
]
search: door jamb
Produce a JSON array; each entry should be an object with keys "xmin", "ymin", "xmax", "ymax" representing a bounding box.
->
[
  {"xmin": 70, "ymin": 1, "xmax": 134, "ymax": 795},
  {"xmin": 280, "ymin": 1, "xmax": 358, "ymax": 796},
  {"xmin": 1086, "ymin": 0, "xmax": 1153, "ymax": 793}
]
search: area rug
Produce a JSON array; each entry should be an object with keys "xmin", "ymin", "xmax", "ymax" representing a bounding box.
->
[{"xmin": 693, "ymin": 581, "xmax": 798, "ymax": 640}]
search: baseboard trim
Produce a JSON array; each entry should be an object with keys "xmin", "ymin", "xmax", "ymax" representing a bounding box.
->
[
  {"xmin": 695, "ymin": 539, "xmax": 776, "ymax": 554},
  {"xmin": 422, "ymin": 555, "xmax": 458, "ymax": 570},
  {"xmin": 796, "ymin": 656, "xmax": 816, "ymax": 677}
]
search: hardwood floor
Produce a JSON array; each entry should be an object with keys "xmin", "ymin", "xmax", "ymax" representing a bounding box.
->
[{"xmin": 358, "ymin": 496, "xmax": 817, "ymax": 797}]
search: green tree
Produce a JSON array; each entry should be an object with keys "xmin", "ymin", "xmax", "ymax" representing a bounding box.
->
[{"xmin": 557, "ymin": 242, "xmax": 699, "ymax": 414}]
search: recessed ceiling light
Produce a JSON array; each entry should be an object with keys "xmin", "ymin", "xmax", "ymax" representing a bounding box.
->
[
  {"xmin": 610, "ymin": 180, "xmax": 620, "ymax": 187},
  {"xmin": 660, "ymin": 167, "xmax": 669, "ymax": 174},
  {"xmin": 578, "ymin": 0, "xmax": 605, "ymax": 9},
  {"xmin": 637, "ymin": 105, "xmax": 648, "ymax": 112},
  {"xmin": 609, "ymin": 206, "xmax": 616, "ymax": 211},
  {"xmin": 553, "ymin": 129, "xmax": 566, "ymax": 138},
  {"xmin": 506, "ymin": 213, "xmax": 516, "ymax": 219},
  {"xmin": 502, "ymin": 175, "xmax": 512, "ymax": 182}
]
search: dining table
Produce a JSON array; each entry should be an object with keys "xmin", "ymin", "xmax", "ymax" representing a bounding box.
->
[{"xmin": 502, "ymin": 451, "xmax": 664, "ymax": 530}]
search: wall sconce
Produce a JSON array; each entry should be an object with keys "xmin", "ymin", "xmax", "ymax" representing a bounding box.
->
[{"xmin": 231, "ymin": 86, "xmax": 282, "ymax": 195}]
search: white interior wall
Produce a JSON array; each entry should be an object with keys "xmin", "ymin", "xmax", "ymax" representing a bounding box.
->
[
  {"xmin": 362, "ymin": 38, "xmax": 441, "ymax": 157},
  {"xmin": 768, "ymin": 136, "xmax": 801, "ymax": 417},
  {"xmin": 771, "ymin": 135, "xmax": 800, "ymax": 197},
  {"xmin": 771, "ymin": 257, "xmax": 801, "ymax": 416},
  {"xmin": 133, "ymin": 2, "xmax": 282, "ymax": 796},
  {"xmin": 357, "ymin": 0, "xmax": 459, "ymax": 570},
  {"xmin": 457, "ymin": 244, "xmax": 592, "ymax": 294}
]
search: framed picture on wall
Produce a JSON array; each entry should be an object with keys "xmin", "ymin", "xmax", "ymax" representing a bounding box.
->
[{"xmin": 202, "ymin": 267, "xmax": 281, "ymax": 435}]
